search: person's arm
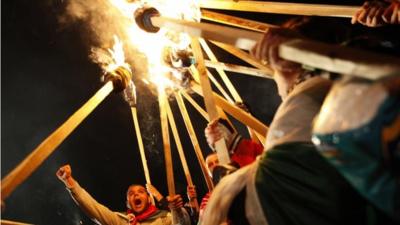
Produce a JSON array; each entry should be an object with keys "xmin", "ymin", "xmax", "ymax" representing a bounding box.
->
[
  {"xmin": 56, "ymin": 165, "xmax": 128, "ymax": 225},
  {"xmin": 167, "ymin": 195, "xmax": 191, "ymax": 225}
]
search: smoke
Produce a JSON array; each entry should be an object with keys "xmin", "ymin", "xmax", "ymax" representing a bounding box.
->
[{"xmin": 59, "ymin": 0, "xmax": 148, "ymax": 78}]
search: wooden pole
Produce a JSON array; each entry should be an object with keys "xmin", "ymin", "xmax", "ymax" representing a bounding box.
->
[
  {"xmin": 165, "ymin": 98, "xmax": 199, "ymax": 212},
  {"xmin": 201, "ymin": 10, "xmax": 277, "ymax": 33},
  {"xmin": 1, "ymin": 81, "xmax": 114, "ymax": 200},
  {"xmin": 200, "ymin": 39, "xmax": 261, "ymax": 143},
  {"xmin": 175, "ymin": 92, "xmax": 214, "ymax": 191},
  {"xmin": 200, "ymin": 39, "xmax": 242, "ymax": 103},
  {"xmin": 158, "ymin": 87, "xmax": 175, "ymax": 196},
  {"xmin": 180, "ymin": 91, "xmax": 209, "ymax": 121},
  {"xmin": 208, "ymin": 70, "xmax": 234, "ymax": 103},
  {"xmin": 191, "ymin": 82, "xmax": 268, "ymax": 137},
  {"xmin": 279, "ymin": 39, "xmax": 400, "ymax": 80},
  {"xmin": 181, "ymin": 91, "xmax": 237, "ymax": 134},
  {"xmin": 205, "ymin": 60, "xmax": 271, "ymax": 79},
  {"xmin": 199, "ymin": 0, "xmax": 359, "ymax": 18},
  {"xmin": 130, "ymin": 107, "xmax": 155, "ymax": 204},
  {"xmin": 1, "ymin": 219, "xmax": 33, "ymax": 225},
  {"xmin": 211, "ymin": 41, "xmax": 274, "ymax": 76},
  {"xmin": 131, "ymin": 107, "xmax": 151, "ymax": 184},
  {"xmin": 151, "ymin": 17, "xmax": 262, "ymax": 50},
  {"xmin": 191, "ymin": 38, "xmax": 231, "ymax": 164}
]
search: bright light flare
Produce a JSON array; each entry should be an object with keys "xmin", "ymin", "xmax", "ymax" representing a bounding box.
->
[{"xmin": 107, "ymin": 0, "xmax": 200, "ymax": 91}]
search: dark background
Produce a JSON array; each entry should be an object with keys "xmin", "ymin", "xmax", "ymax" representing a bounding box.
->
[{"xmin": 2, "ymin": 1, "xmax": 284, "ymax": 224}]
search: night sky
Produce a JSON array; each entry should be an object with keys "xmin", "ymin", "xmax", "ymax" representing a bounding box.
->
[{"xmin": 2, "ymin": 1, "xmax": 281, "ymax": 224}]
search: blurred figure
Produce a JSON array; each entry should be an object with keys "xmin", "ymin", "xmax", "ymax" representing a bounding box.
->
[
  {"xmin": 313, "ymin": 76, "xmax": 400, "ymax": 222},
  {"xmin": 201, "ymin": 21, "xmax": 376, "ymax": 225},
  {"xmin": 56, "ymin": 165, "xmax": 190, "ymax": 225}
]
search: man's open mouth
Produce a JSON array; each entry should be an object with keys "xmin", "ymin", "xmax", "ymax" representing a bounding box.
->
[{"xmin": 134, "ymin": 199, "xmax": 142, "ymax": 207}]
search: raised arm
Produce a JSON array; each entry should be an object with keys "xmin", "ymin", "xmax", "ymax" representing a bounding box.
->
[{"xmin": 56, "ymin": 165, "xmax": 129, "ymax": 225}]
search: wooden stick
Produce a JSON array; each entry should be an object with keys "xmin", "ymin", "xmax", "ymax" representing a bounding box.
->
[
  {"xmin": 131, "ymin": 107, "xmax": 151, "ymax": 184},
  {"xmin": 200, "ymin": 39, "xmax": 242, "ymax": 103},
  {"xmin": 158, "ymin": 87, "xmax": 175, "ymax": 196},
  {"xmin": 207, "ymin": 70, "xmax": 234, "ymax": 103},
  {"xmin": 280, "ymin": 39, "xmax": 400, "ymax": 80},
  {"xmin": 130, "ymin": 107, "xmax": 155, "ymax": 204},
  {"xmin": 165, "ymin": 98, "xmax": 199, "ymax": 212},
  {"xmin": 205, "ymin": 60, "xmax": 271, "ymax": 79},
  {"xmin": 201, "ymin": 10, "xmax": 277, "ymax": 33},
  {"xmin": 151, "ymin": 17, "xmax": 262, "ymax": 50},
  {"xmin": 200, "ymin": 39, "xmax": 263, "ymax": 143},
  {"xmin": 181, "ymin": 91, "xmax": 237, "ymax": 133},
  {"xmin": 255, "ymin": 132, "xmax": 266, "ymax": 146},
  {"xmin": 1, "ymin": 81, "xmax": 114, "ymax": 200},
  {"xmin": 191, "ymin": 38, "xmax": 231, "ymax": 164},
  {"xmin": 181, "ymin": 91, "xmax": 209, "ymax": 121},
  {"xmin": 175, "ymin": 92, "xmax": 214, "ymax": 191},
  {"xmin": 1, "ymin": 219, "xmax": 33, "ymax": 225},
  {"xmin": 199, "ymin": 0, "xmax": 359, "ymax": 18},
  {"xmin": 191, "ymin": 82, "xmax": 268, "ymax": 137},
  {"xmin": 211, "ymin": 41, "xmax": 274, "ymax": 76}
]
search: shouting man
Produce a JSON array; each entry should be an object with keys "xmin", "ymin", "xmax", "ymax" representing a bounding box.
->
[{"xmin": 56, "ymin": 165, "xmax": 190, "ymax": 225}]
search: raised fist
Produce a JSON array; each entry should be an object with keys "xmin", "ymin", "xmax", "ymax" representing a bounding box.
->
[{"xmin": 56, "ymin": 164, "xmax": 75, "ymax": 187}]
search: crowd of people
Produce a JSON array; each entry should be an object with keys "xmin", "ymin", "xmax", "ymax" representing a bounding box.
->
[{"xmin": 56, "ymin": 1, "xmax": 399, "ymax": 224}]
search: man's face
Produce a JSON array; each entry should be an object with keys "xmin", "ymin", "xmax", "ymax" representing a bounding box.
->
[
  {"xmin": 206, "ymin": 153, "xmax": 219, "ymax": 177},
  {"xmin": 126, "ymin": 185, "xmax": 151, "ymax": 214}
]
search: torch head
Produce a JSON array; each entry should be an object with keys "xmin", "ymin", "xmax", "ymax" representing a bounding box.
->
[
  {"xmin": 123, "ymin": 80, "xmax": 137, "ymax": 107},
  {"xmin": 134, "ymin": 7, "xmax": 161, "ymax": 33},
  {"xmin": 104, "ymin": 66, "xmax": 132, "ymax": 93}
]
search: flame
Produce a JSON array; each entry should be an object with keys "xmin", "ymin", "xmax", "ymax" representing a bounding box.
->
[
  {"xmin": 106, "ymin": 35, "xmax": 131, "ymax": 73},
  {"xmin": 107, "ymin": 0, "xmax": 200, "ymax": 90}
]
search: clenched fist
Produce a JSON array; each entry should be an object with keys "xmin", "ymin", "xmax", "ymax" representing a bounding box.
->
[{"xmin": 56, "ymin": 164, "xmax": 75, "ymax": 188}]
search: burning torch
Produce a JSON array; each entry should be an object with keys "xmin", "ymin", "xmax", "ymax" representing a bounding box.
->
[
  {"xmin": 134, "ymin": 6, "xmax": 263, "ymax": 50},
  {"xmin": 1, "ymin": 63, "xmax": 132, "ymax": 201}
]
